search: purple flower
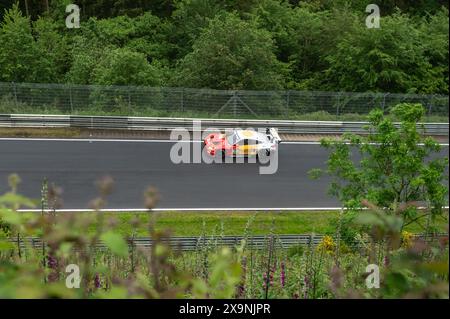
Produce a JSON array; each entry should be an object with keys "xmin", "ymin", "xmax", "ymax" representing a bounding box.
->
[
  {"xmin": 94, "ymin": 273, "xmax": 101, "ymax": 289},
  {"xmin": 303, "ymin": 275, "xmax": 310, "ymax": 299},
  {"xmin": 280, "ymin": 262, "xmax": 286, "ymax": 288},
  {"xmin": 383, "ymin": 255, "xmax": 390, "ymax": 267},
  {"xmin": 47, "ymin": 254, "xmax": 58, "ymax": 269},
  {"xmin": 263, "ymin": 264, "xmax": 277, "ymax": 290},
  {"xmin": 238, "ymin": 257, "xmax": 247, "ymax": 297},
  {"xmin": 46, "ymin": 254, "xmax": 59, "ymax": 282}
]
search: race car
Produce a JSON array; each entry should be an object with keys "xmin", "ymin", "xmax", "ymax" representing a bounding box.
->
[{"xmin": 203, "ymin": 128, "xmax": 281, "ymax": 159}]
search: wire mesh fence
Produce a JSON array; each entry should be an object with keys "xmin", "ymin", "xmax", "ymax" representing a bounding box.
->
[{"xmin": 0, "ymin": 82, "xmax": 448, "ymax": 120}]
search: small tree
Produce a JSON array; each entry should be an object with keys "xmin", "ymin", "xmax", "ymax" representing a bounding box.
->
[
  {"xmin": 173, "ymin": 12, "xmax": 287, "ymax": 90},
  {"xmin": 0, "ymin": 3, "xmax": 37, "ymax": 82},
  {"xmin": 310, "ymin": 103, "xmax": 448, "ymax": 238}
]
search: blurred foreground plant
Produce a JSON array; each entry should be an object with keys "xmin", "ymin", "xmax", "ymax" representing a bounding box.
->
[{"xmin": 0, "ymin": 174, "xmax": 243, "ymax": 299}]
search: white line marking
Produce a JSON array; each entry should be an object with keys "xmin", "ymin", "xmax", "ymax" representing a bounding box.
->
[
  {"xmin": 17, "ymin": 206, "xmax": 449, "ymax": 213},
  {"xmin": 17, "ymin": 207, "xmax": 345, "ymax": 213},
  {"xmin": 0, "ymin": 138, "xmax": 448, "ymax": 146},
  {"xmin": 0, "ymin": 138, "xmax": 196, "ymax": 143}
]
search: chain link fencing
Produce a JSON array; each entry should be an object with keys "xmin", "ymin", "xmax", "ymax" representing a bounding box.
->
[{"xmin": 0, "ymin": 82, "xmax": 448, "ymax": 121}]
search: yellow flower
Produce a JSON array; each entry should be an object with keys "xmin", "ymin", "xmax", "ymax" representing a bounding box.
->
[
  {"xmin": 316, "ymin": 235, "xmax": 336, "ymax": 254},
  {"xmin": 401, "ymin": 231, "xmax": 413, "ymax": 248}
]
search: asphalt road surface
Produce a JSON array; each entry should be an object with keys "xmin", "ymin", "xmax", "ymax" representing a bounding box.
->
[{"xmin": 0, "ymin": 139, "xmax": 448, "ymax": 210}]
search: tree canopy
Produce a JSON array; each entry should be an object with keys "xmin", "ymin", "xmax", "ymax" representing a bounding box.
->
[{"xmin": 0, "ymin": 0, "xmax": 448, "ymax": 92}]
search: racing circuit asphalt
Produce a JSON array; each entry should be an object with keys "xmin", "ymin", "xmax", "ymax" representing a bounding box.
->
[{"xmin": 0, "ymin": 139, "xmax": 448, "ymax": 210}]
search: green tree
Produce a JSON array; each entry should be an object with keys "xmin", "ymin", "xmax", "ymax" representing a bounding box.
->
[
  {"xmin": 0, "ymin": 3, "xmax": 36, "ymax": 82},
  {"xmin": 32, "ymin": 17, "xmax": 68, "ymax": 83},
  {"xmin": 310, "ymin": 103, "xmax": 448, "ymax": 232},
  {"xmin": 323, "ymin": 13, "xmax": 445, "ymax": 93},
  {"xmin": 288, "ymin": 0, "xmax": 448, "ymax": 15},
  {"xmin": 171, "ymin": 0, "xmax": 225, "ymax": 58},
  {"xmin": 418, "ymin": 8, "xmax": 449, "ymax": 94},
  {"xmin": 173, "ymin": 12, "xmax": 286, "ymax": 89},
  {"xmin": 92, "ymin": 48, "xmax": 165, "ymax": 86},
  {"xmin": 125, "ymin": 12, "xmax": 175, "ymax": 63},
  {"xmin": 65, "ymin": 33, "xmax": 104, "ymax": 84}
]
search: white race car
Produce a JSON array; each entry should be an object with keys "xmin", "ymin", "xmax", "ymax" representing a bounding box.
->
[{"xmin": 203, "ymin": 128, "xmax": 281, "ymax": 159}]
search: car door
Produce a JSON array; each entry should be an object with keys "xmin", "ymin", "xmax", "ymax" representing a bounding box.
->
[
  {"xmin": 235, "ymin": 139, "xmax": 248, "ymax": 156},
  {"xmin": 236, "ymin": 138, "xmax": 258, "ymax": 156}
]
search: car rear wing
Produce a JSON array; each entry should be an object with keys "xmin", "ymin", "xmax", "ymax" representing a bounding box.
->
[{"xmin": 266, "ymin": 128, "xmax": 281, "ymax": 144}]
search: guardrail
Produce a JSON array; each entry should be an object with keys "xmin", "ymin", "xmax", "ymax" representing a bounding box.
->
[
  {"xmin": 0, "ymin": 114, "xmax": 448, "ymax": 135},
  {"xmin": 8, "ymin": 233, "xmax": 448, "ymax": 251}
]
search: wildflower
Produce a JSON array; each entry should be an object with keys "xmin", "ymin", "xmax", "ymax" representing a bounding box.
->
[
  {"xmin": 46, "ymin": 254, "xmax": 59, "ymax": 282},
  {"xmin": 383, "ymin": 255, "xmax": 390, "ymax": 267},
  {"xmin": 94, "ymin": 273, "xmax": 101, "ymax": 289},
  {"xmin": 401, "ymin": 231, "xmax": 413, "ymax": 249},
  {"xmin": 316, "ymin": 235, "xmax": 336, "ymax": 255},
  {"xmin": 303, "ymin": 275, "xmax": 310, "ymax": 299},
  {"xmin": 237, "ymin": 257, "xmax": 246, "ymax": 297},
  {"xmin": 47, "ymin": 254, "xmax": 58, "ymax": 269},
  {"xmin": 280, "ymin": 262, "xmax": 286, "ymax": 288},
  {"xmin": 262, "ymin": 265, "xmax": 275, "ymax": 290},
  {"xmin": 269, "ymin": 265, "xmax": 275, "ymax": 285}
]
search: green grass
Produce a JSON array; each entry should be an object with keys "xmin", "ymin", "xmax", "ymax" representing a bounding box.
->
[
  {"xmin": 1, "ymin": 101, "xmax": 448, "ymax": 123},
  {"xmin": 70, "ymin": 210, "xmax": 449, "ymax": 237},
  {"xmin": 0, "ymin": 127, "xmax": 83, "ymax": 138}
]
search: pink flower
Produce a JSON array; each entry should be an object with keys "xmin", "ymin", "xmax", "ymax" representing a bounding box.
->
[
  {"xmin": 280, "ymin": 262, "xmax": 286, "ymax": 288},
  {"xmin": 94, "ymin": 273, "xmax": 101, "ymax": 289}
]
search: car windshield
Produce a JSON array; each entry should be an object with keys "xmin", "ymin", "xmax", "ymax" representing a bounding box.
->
[{"xmin": 226, "ymin": 132, "xmax": 239, "ymax": 145}]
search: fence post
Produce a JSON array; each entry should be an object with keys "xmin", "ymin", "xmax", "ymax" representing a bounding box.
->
[
  {"xmin": 382, "ymin": 93, "xmax": 388, "ymax": 114},
  {"xmin": 336, "ymin": 93, "xmax": 340, "ymax": 118},
  {"xmin": 428, "ymin": 95, "xmax": 434, "ymax": 117},
  {"xmin": 128, "ymin": 89, "xmax": 132, "ymax": 115},
  {"xmin": 181, "ymin": 88, "xmax": 184, "ymax": 113},
  {"xmin": 285, "ymin": 90, "xmax": 290, "ymax": 117},
  {"xmin": 69, "ymin": 85, "xmax": 74, "ymax": 114},
  {"xmin": 233, "ymin": 91, "xmax": 237, "ymax": 118},
  {"xmin": 12, "ymin": 82, "xmax": 18, "ymax": 106}
]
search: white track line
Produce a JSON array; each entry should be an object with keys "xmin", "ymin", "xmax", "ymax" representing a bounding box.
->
[
  {"xmin": 0, "ymin": 138, "xmax": 329, "ymax": 145},
  {"xmin": 17, "ymin": 206, "xmax": 449, "ymax": 213},
  {"xmin": 17, "ymin": 207, "xmax": 345, "ymax": 213},
  {"xmin": 0, "ymin": 137, "xmax": 196, "ymax": 143},
  {"xmin": 0, "ymin": 138, "xmax": 448, "ymax": 146}
]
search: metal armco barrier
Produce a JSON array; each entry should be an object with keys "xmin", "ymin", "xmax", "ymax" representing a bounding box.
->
[
  {"xmin": 0, "ymin": 114, "xmax": 448, "ymax": 135},
  {"xmin": 8, "ymin": 233, "xmax": 448, "ymax": 251}
]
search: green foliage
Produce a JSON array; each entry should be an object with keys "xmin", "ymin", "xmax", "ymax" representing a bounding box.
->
[
  {"xmin": 100, "ymin": 231, "xmax": 128, "ymax": 257},
  {"xmin": 32, "ymin": 16, "xmax": 69, "ymax": 83},
  {"xmin": 64, "ymin": 13, "xmax": 170, "ymax": 85},
  {"xmin": 171, "ymin": 0, "xmax": 225, "ymax": 58},
  {"xmin": 91, "ymin": 48, "xmax": 165, "ymax": 86},
  {"xmin": 287, "ymin": 244, "xmax": 303, "ymax": 257},
  {"xmin": 0, "ymin": 3, "xmax": 37, "ymax": 82},
  {"xmin": 311, "ymin": 103, "xmax": 448, "ymax": 240},
  {"xmin": 0, "ymin": 173, "xmax": 448, "ymax": 298},
  {"xmin": 174, "ymin": 12, "xmax": 287, "ymax": 89},
  {"xmin": 323, "ymin": 12, "xmax": 447, "ymax": 93},
  {"xmin": 0, "ymin": 1, "xmax": 448, "ymax": 92}
]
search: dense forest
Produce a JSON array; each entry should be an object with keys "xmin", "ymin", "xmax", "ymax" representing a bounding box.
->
[{"xmin": 0, "ymin": 0, "xmax": 448, "ymax": 93}]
